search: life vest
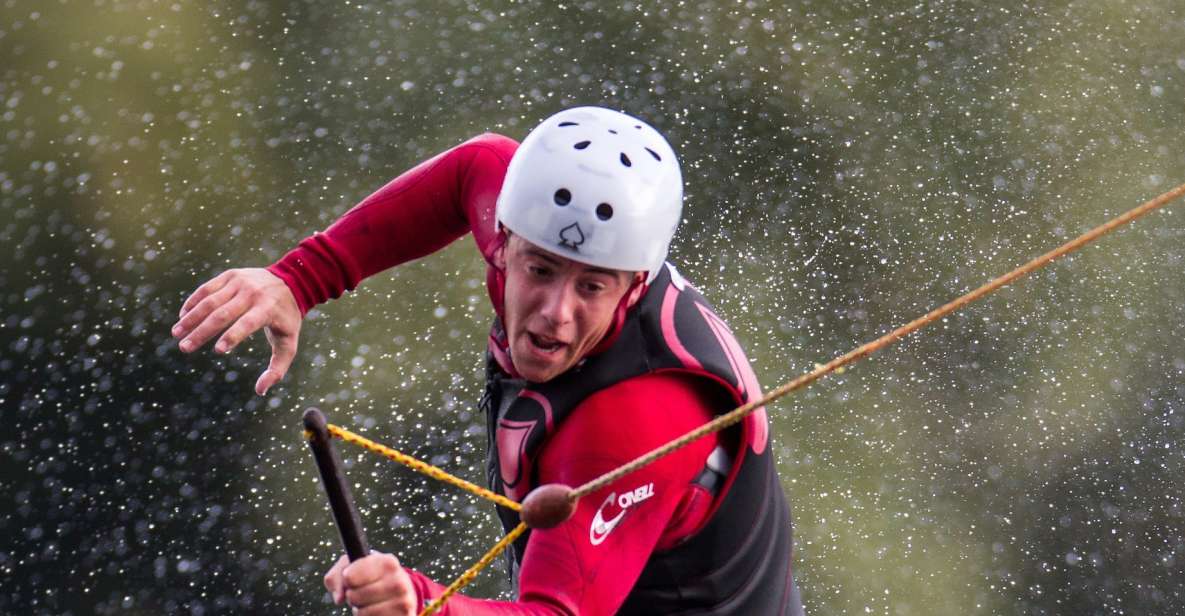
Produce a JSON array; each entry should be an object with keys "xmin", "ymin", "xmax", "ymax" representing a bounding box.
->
[{"xmin": 480, "ymin": 264, "xmax": 803, "ymax": 615}]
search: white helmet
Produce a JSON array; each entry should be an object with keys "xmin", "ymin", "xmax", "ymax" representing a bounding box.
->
[{"xmin": 496, "ymin": 106, "xmax": 683, "ymax": 283}]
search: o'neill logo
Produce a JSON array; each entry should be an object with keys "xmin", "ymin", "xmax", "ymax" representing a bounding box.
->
[{"xmin": 590, "ymin": 482, "xmax": 655, "ymax": 546}]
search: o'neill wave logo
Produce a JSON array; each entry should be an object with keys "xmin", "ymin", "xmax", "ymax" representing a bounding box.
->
[{"xmin": 590, "ymin": 482, "xmax": 655, "ymax": 546}]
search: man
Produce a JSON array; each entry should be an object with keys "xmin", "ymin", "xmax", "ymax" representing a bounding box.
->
[{"xmin": 173, "ymin": 107, "xmax": 804, "ymax": 615}]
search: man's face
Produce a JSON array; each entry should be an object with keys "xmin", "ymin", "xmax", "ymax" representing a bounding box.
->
[{"xmin": 499, "ymin": 234, "xmax": 637, "ymax": 383}]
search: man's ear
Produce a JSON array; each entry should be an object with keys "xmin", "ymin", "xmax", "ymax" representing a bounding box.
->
[
  {"xmin": 492, "ymin": 231, "xmax": 509, "ymax": 270},
  {"xmin": 624, "ymin": 272, "xmax": 647, "ymax": 309}
]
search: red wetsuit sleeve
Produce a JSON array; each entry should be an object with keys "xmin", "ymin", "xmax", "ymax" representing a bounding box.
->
[
  {"xmin": 406, "ymin": 372, "xmax": 722, "ymax": 615},
  {"xmin": 266, "ymin": 133, "xmax": 518, "ymax": 314}
]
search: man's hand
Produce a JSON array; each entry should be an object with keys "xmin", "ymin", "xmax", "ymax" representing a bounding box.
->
[
  {"xmin": 172, "ymin": 268, "xmax": 302, "ymax": 395},
  {"xmin": 325, "ymin": 553, "xmax": 419, "ymax": 616}
]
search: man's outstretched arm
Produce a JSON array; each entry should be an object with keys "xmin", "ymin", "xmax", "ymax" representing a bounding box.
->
[
  {"xmin": 171, "ymin": 133, "xmax": 518, "ymax": 393},
  {"xmin": 267, "ymin": 133, "xmax": 517, "ymax": 313}
]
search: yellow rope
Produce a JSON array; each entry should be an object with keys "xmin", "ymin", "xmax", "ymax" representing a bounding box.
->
[
  {"xmin": 418, "ymin": 522, "xmax": 529, "ymax": 616},
  {"xmin": 322, "ymin": 423, "xmax": 522, "ymax": 513}
]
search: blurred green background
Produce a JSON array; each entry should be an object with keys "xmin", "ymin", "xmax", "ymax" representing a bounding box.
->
[{"xmin": 2, "ymin": 1, "xmax": 1184, "ymax": 614}]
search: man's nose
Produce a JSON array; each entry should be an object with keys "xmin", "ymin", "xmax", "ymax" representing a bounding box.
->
[{"xmin": 538, "ymin": 282, "xmax": 577, "ymax": 326}]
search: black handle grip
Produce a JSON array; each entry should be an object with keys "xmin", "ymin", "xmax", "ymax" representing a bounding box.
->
[{"xmin": 303, "ymin": 407, "xmax": 370, "ymax": 561}]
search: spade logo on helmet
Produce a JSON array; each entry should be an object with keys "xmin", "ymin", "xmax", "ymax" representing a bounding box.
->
[{"xmin": 558, "ymin": 222, "xmax": 585, "ymax": 251}]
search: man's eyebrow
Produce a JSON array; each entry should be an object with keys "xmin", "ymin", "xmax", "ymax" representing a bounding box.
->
[
  {"xmin": 584, "ymin": 265, "xmax": 619, "ymax": 278},
  {"xmin": 523, "ymin": 247, "xmax": 623, "ymax": 279},
  {"xmin": 523, "ymin": 247, "xmax": 562, "ymax": 265}
]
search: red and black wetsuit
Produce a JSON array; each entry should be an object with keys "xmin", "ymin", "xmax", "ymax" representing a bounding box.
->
[{"xmin": 269, "ymin": 134, "xmax": 804, "ymax": 615}]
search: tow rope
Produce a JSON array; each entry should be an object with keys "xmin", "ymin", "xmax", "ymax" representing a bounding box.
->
[{"xmin": 305, "ymin": 180, "xmax": 1185, "ymax": 616}]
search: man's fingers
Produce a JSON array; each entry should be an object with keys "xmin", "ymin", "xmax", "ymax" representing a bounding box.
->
[
  {"xmin": 172, "ymin": 284, "xmax": 239, "ymax": 345},
  {"xmin": 343, "ymin": 554, "xmax": 400, "ymax": 590},
  {"xmin": 212, "ymin": 306, "xmax": 271, "ymax": 355},
  {"xmin": 178, "ymin": 271, "xmax": 231, "ymax": 318},
  {"xmin": 343, "ymin": 554, "xmax": 414, "ymax": 611},
  {"xmin": 175, "ymin": 268, "xmax": 303, "ymax": 394},
  {"xmin": 324, "ymin": 554, "xmax": 350, "ymax": 604},
  {"xmin": 255, "ymin": 333, "xmax": 297, "ymax": 396},
  {"xmin": 346, "ymin": 576, "xmax": 410, "ymax": 609},
  {"xmin": 176, "ymin": 293, "xmax": 251, "ymax": 352},
  {"xmin": 255, "ymin": 370, "xmax": 280, "ymax": 397}
]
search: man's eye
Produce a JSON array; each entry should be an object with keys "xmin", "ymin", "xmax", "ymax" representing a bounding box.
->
[{"xmin": 528, "ymin": 265, "xmax": 550, "ymax": 277}]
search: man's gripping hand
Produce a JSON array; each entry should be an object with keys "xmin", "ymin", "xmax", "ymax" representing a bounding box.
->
[
  {"xmin": 172, "ymin": 268, "xmax": 301, "ymax": 395},
  {"xmin": 325, "ymin": 552, "xmax": 419, "ymax": 616}
]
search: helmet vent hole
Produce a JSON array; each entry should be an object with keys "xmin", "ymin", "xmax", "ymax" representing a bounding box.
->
[
  {"xmin": 608, "ymin": 129, "xmax": 618, "ymax": 134},
  {"xmin": 574, "ymin": 140, "xmax": 591, "ymax": 150},
  {"xmin": 554, "ymin": 189, "xmax": 572, "ymax": 206},
  {"xmin": 645, "ymin": 147, "xmax": 662, "ymax": 161},
  {"xmin": 620, "ymin": 153, "xmax": 632, "ymax": 167},
  {"xmin": 558, "ymin": 121, "xmax": 579, "ymax": 127},
  {"xmin": 596, "ymin": 203, "xmax": 614, "ymax": 221}
]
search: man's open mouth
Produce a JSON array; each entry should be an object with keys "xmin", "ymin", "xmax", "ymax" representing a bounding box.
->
[{"xmin": 527, "ymin": 332, "xmax": 567, "ymax": 353}]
